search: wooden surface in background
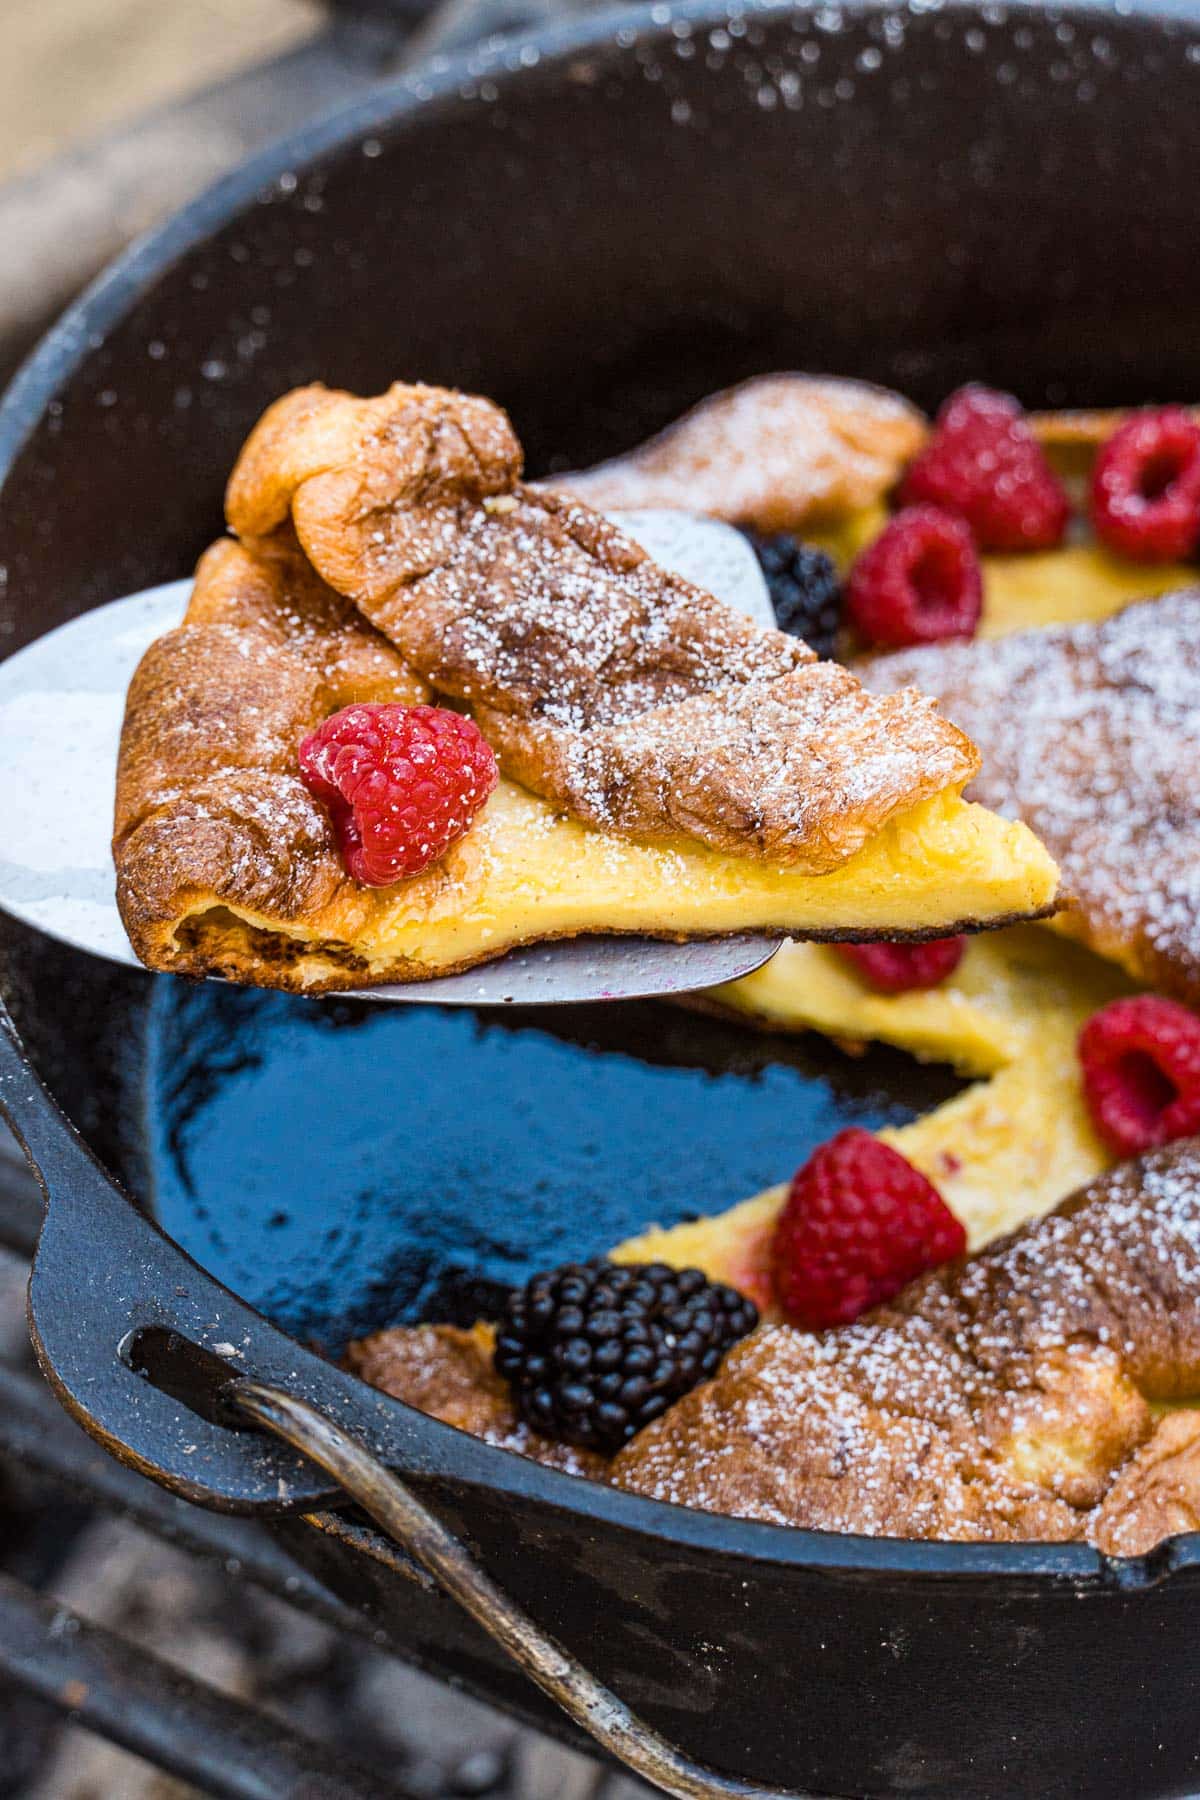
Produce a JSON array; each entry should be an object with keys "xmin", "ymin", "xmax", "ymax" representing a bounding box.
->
[{"xmin": 0, "ymin": 0, "xmax": 320, "ymax": 181}]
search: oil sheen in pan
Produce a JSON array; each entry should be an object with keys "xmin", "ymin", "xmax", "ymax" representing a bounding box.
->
[{"xmin": 141, "ymin": 983, "xmax": 960, "ymax": 1352}]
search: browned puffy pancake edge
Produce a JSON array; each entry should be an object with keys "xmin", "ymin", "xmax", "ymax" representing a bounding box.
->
[
  {"xmin": 112, "ymin": 380, "xmax": 1038, "ymax": 991},
  {"xmin": 863, "ymin": 587, "xmax": 1200, "ymax": 1007},
  {"xmin": 349, "ymin": 1137, "xmax": 1200, "ymax": 1555}
]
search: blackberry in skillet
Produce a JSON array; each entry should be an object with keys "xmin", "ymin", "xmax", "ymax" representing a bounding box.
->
[
  {"xmin": 494, "ymin": 1259, "xmax": 759, "ymax": 1454},
  {"xmin": 744, "ymin": 531, "xmax": 843, "ymax": 658}
]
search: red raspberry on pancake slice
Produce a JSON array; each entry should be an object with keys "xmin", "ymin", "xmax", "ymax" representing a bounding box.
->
[{"xmin": 299, "ymin": 702, "xmax": 498, "ymax": 886}]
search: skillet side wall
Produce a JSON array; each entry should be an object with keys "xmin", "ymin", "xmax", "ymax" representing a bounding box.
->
[
  {"xmin": 276, "ymin": 1495, "xmax": 1200, "ymax": 1799},
  {"xmin": 3, "ymin": 6, "xmax": 1200, "ymax": 1795}
]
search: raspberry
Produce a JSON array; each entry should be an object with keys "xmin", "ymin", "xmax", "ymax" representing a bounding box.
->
[
  {"xmin": 495, "ymin": 1260, "xmax": 758, "ymax": 1453},
  {"xmin": 1089, "ymin": 407, "xmax": 1200, "ymax": 563},
  {"xmin": 833, "ymin": 936, "xmax": 966, "ymax": 993},
  {"xmin": 1077, "ymin": 995, "xmax": 1200, "ymax": 1158},
  {"xmin": 780, "ymin": 1130, "xmax": 964, "ymax": 1332},
  {"xmin": 772, "ymin": 1128, "xmax": 966, "ymax": 1329},
  {"xmin": 846, "ymin": 506, "xmax": 982, "ymax": 648},
  {"xmin": 299, "ymin": 702, "xmax": 498, "ymax": 886},
  {"xmin": 743, "ymin": 532, "xmax": 843, "ymax": 658},
  {"xmin": 899, "ymin": 384, "xmax": 1070, "ymax": 551}
]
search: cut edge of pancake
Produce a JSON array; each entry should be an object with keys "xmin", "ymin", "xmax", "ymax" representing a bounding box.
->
[{"xmin": 128, "ymin": 799, "xmax": 1060, "ymax": 994}]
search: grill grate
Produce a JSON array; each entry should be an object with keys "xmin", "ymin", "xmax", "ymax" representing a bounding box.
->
[
  {"xmin": 0, "ymin": 1144, "xmax": 408, "ymax": 1800},
  {"xmin": 0, "ymin": 1572, "xmax": 399, "ymax": 1800}
]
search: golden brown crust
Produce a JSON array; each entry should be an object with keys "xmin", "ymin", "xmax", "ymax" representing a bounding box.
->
[
  {"xmin": 113, "ymin": 533, "xmax": 432, "ymax": 982},
  {"xmin": 547, "ymin": 374, "xmax": 928, "ymax": 529},
  {"xmin": 611, "ymin": 1141, "xmax": 1200, "ymax": 1541},
  {"xmin": 1031, "ymin": 405, "xmax": 1200, "ymax": 449},
  {"xmin": 348, "ymin": 1141, "xmax": 1200, "ymax": 1550},
  {"xmin": 226, "ymin": 382, "xmax": 520, "ymax": 544},
  {"xmin": 224, "ymin": 380, "xmax": 976, "ymax": 867},
  {"xmin": 613, "ymin": 1338, "xmax": 1131, "ymax": 1540},
  {"xmin": 861, "ymin": 588, "xmax": 1200, "ymax": 1005},
  {"xmin": 344, "ymin": 1323, "xmax": 606, "ymax": 1479},
  {"xmin": 1091, "ymin": 1412, "xmax": 1200, "ymax": 1556},
  {"xmin": 187, "ymin": 533, "xmax": 430, "ymax": 709}
]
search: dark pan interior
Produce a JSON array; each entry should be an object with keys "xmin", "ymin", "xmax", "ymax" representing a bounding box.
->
[
  {"xmin": 2, "ymin": 915, "xmax": 958, "ymax": 1350},
  {"xmin": 3, "ymin": 0, "xmax": 1200, "ymax": 1357},
  {"xmin": 141, "ymin": 980, "xmax": 957, "ymax": 1349}
]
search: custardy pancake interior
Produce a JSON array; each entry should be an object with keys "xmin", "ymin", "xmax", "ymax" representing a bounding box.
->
[
  {"xmin": 977, "ymin": 543, "xmax": 1195, "ymax": 638},
  {"xmin": 156, "ymin": 780, "xmax": 1058, "ymax": 992},
  {"xmin": 808, "ymin": 510, "xmax": 1195, "ymax": 639},
  {"xmin": 614, "ymin": 998, "xmax": 1118, "ymax": 1317},
  {"xmin": 705, "ymin": 923, "xmax": 1134, "ymax": 1077}
]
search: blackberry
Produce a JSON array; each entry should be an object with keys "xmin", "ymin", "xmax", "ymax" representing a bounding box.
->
[
  {"xmin": 494, "ymin": 1259, "xmax": 759, "ymax": 1455},
  {"xmin": 745, "ymin": 532, "xmax": 843, "ymax": 659}
]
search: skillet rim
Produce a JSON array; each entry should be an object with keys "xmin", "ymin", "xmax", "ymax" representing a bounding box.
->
[{"xmin": 3, "ymin": 0, "xmax": 1200, "ymax": 1589}]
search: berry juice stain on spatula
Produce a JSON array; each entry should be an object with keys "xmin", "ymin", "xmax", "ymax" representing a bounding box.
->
[{"xmin": 0, "ymin": 512, "xmax": 784, "ymax": 1006}]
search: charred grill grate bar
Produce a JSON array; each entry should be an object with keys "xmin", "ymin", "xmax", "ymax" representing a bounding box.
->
[
  {"xmin": 0, "ymin": 1168, "xmax": 429, "ymax": 1799},
  {"xmin": 0, "ymin": 1572, "xmax": 406, "ymax": 1800}
]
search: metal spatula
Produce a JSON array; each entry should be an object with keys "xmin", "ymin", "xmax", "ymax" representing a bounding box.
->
[{"xmin": 0, "ymin": 511, "xmax": 785, "ymax": 1005}]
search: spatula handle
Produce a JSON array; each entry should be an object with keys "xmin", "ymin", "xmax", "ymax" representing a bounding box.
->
[{"xmin": 231, "ymin": 1375, "xmax": 817, "ymax": 1800}]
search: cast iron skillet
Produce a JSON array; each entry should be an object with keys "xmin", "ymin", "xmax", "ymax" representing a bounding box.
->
[{"xmin": 4, "ymin": 3, "xmax": 1200, "ymax": 1794}]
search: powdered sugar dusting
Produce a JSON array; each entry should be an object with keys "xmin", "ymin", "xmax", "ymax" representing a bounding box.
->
[
  {"xmin": 609, "ymin": 1140, "xmax": 1200, "ymax": 1546},
  {"xmin": 864, "ymin": 589, "xmax": 1200, "ymax": 1001},
  {"xmin": 260, "ymin": 383, "xmax": 977, "ymax": 867},
  {"xmin": 349, "ymin": 1142, "xmax": 1200, "ymax": 1550},
  {"xmin": 552, "ymin": 373, "xmax": 928, "ymax": 532},
  {"xmin": 371, "ymin": 491, "xmax": 976, "ymax": 866}
]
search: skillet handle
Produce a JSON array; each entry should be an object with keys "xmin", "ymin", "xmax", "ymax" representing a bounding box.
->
[
  {"xmin": 1, "ymin": 996, "xmax": 486, "ymax": 1515},
  {"xmin": 230, "ymin": 1377, "xmax": 813, "ymax": 1800}
]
